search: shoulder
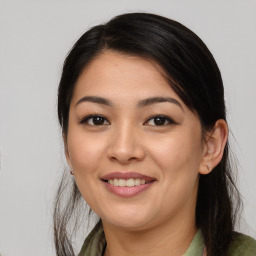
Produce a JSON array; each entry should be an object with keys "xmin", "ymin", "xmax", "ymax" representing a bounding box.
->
[
  {"xmin": 78, "ymin": 221, "xmax": 106, "ymax": 256},
  {"xmin": 228, "ymin": 232, "xmax": 256, "ymax": 256}
]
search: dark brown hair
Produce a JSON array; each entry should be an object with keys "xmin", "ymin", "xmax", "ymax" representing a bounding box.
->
[{"xmin": 55, "ymin": 12, "xmax": 241, "ymax": 256}]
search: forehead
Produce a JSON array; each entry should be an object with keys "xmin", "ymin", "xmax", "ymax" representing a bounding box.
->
[{"xmin": 72, "ymin": 50, "xmax": 182, "ymax": 106}]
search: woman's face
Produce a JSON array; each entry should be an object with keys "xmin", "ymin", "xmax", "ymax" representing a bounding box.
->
[{"xmin": 66, "ymin": 50, "xmax": 207, "ymax": 231}]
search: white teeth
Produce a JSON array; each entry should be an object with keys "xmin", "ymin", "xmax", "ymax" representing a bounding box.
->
[
  {"xmin": 134, "ymin": 179, "xmax": 141, "ymax": 186},
  {"xmin": 127, "ymin": 178, "xmax": 135, "ymax": 187},
  {"xmin": 119, "ymin": 179, "xmax": 126, "ymax": 187},
  {"xmin": 108, "ymin": 178, "xmax": 147, "ymax": 187},
  {"xmin": 114, "ymin": 178, "xmax": 119, "ymax": 186}
]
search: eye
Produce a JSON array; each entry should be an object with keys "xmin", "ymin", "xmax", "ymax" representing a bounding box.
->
[
  {"xmin": 145, "ymin": 115, "xmax": 175, "ymax": 126},
  {"xmin": 80, "ymin": 115, "xmax": 110, "ymax": 126}
]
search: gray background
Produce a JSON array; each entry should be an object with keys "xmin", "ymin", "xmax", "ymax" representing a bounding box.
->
[{"xmin": 0, "ymin": 1, "xmax": 255, "ymax": 255}]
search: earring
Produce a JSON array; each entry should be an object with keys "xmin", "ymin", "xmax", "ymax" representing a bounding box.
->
[
  {"xmin": 206, "ymin": 165, "xmax": 210, "ymax": 172},
  {"xmin": 70, "ymin": 170, "xmax": 74, "ymax": 175}
]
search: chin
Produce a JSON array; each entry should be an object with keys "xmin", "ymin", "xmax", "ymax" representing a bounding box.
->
[
  {"xmin": 100, "ymin": 208, "xmax": 156, "ymax": 231},
  {"xmin": 105, "ymin": 218, "xmax": 151, "ymax": 231}
]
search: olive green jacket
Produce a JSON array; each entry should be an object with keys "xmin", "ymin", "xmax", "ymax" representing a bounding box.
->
[{"xmin": 78, "ymin": 222, "xmax": 256, "ymax": 256}]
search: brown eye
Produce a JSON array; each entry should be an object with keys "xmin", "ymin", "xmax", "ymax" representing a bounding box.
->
[
  {"xmin": 145, "ymin": 115, "xmax": 175, "ymax": 126},
  {"xmin": 80, "ymin": 115, "xmax": 110, "ymax": 126}
]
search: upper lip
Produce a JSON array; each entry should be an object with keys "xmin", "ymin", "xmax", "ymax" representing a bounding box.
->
[{"xmin": 101, "ymin": 172, "xmax": 156, "ymax": 182}]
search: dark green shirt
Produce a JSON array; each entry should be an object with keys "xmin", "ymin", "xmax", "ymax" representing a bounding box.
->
[{"xmin": 78, "ymin": 222, "xmax": 256, "ymax": 256}]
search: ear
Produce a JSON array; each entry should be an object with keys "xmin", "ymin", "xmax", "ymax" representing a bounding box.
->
[
  {"xmin": 63, "ymin": 132, "xmax": 73, "ymax": 169},
  {"xmin": 199, "ymin": 119, "xmax": 228, "ymax": 175}
]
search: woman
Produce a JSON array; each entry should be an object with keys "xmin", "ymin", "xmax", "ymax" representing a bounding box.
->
[{"xmin": 54, "ymin": 13, "xmax": 256, "ymax": 256}]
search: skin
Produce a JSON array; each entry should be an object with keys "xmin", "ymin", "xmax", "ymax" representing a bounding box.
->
[{"xmin": 65, "ymin": 50, "xmax": 228, "ymax": 256}]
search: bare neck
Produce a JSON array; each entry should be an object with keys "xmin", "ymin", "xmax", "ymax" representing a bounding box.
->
[{"xmin": 102, "ymin": 214, "xmax": 197, "ymax": 256}]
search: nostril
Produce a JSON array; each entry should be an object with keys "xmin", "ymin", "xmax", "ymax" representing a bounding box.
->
[{"xmin": 106, "ymin": 138, "xmax": 146, "ymax": 163}]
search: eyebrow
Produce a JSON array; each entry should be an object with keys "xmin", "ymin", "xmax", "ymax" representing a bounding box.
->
[
  {"xmin": 75, "ymin": 96, "xmax": 183, "ymax": 110},
  {"xmin": 75, "ymin": 96, "xmax": 114, "ymax": 107},
  {"xmin": 137, "ymin": 96, "xmax": 183, "ymax": 110}
]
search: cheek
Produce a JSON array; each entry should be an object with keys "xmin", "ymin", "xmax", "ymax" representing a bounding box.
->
[
  {"xmin": 66, "ymin": 129, "xmax": 106, "ymax": 208},
  {"xmin": 148, "ymin": 132, "xmax": 202, "ymax": 210},
  {"xmin": 148, "ymin": 129, "xmax": 203, "ymax": 178},
  {"xmin": 67, "ymin": 129, "xmax": 105, "ymax": 173}
]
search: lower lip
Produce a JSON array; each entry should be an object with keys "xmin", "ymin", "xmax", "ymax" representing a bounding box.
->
[{"xmin": 103, "ymin": 181, "xmax": 154, "ymax": 198}]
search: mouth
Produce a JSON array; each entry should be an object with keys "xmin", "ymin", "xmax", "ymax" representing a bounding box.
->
[
  {"xmin": 102, "ymin": 178, "xmax": 153, "ymax": 187},
  {"xmin": 101, "ymin": 172, "xmax": 156, "ymax": 186},
  {"xmin": 101, "ymin": 172, "xmax": 156, "ymax": 197}
]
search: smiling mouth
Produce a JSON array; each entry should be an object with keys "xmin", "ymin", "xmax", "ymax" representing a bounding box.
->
[
  {"xmin": 103, "ymin": 178, "xmax": 153, "ymax": 187},
  {"xmin": 101, "ymin": 172, "xmax": 156, "ymax": 189},
  {"xmin": 101, "ymin": 172, "xmax": 156, "ymax": 197}
]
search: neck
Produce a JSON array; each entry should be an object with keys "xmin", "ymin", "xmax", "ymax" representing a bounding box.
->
[{"xmin": 102, "ymin": 212, "xmax": 197, "ymax": 256}]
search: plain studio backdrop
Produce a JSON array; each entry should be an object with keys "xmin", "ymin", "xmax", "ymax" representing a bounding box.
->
[{"xmin": 0, "ymin": 1, "xmax": 255, "ymax": 255}]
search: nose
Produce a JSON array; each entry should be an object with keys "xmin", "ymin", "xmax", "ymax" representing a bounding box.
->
[{"xmin": 106, "ymin": 122, "xmax": 146, "ymax": 164}]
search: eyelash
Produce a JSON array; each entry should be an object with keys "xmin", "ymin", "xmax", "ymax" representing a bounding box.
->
[
  {"xmin": 79, "ymin": 114, "xmax": 110, "ymax": 126},
  {"xmin": 145, "ymin": 114, "xmax": 176, "ymax": 126},
  {"xmin": 79, "ymin": 114, "xmax": 176, "ymax": 127}
]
